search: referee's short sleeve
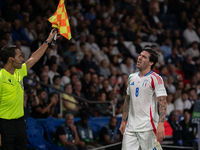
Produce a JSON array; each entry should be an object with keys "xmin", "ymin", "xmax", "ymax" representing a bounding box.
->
[
  {"xmin": 0, "ymin": 71, "xmax": 2, "ymax": 93},
  {"xmin": 20, "ymin": 63, "xmax": 27, "ymax": 77}
]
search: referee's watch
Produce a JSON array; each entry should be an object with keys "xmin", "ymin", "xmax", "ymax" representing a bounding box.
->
[{"xmin": 44, "ymin": 40, "xmax": 51, "ymax": 46}]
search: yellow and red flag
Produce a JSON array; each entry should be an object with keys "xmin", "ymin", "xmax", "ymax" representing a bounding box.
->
[{"xmin": 48, "ymin": 0, "xmax": 71, "ymax": 40}]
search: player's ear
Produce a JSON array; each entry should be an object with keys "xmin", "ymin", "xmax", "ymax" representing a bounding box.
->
[{"xmin": 149, "ymin": 61, "xmax": 153, "ymax": 66}]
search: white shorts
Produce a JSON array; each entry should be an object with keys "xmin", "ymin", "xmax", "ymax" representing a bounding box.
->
[{"xmin": 122, "ymin": 130, "xmax": 162, "ymax": 150}]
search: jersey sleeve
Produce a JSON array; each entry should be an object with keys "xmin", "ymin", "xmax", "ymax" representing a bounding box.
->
[
  {"xmin": 20, "ymin": 63, "xmax": 27, "ymax": 78},
  {"xmin": 151, "ymin": 75, "xmax": 167, "ymax": 97},
  {"xmin": 126, "ymin": 74, "xmax": 135, "ymax": 95},
  {"xmin": 0, "ymin": 71, "xmax": 2, "ymax": 95},
  {"xmin": 126, "ymin": 75, "xmax": 131, "ymax": 95}
]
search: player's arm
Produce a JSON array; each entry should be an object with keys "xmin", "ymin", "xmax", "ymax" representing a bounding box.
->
[
  {"xmin": 119, "ymin": 95, "xmax": 130, "ymax": 135},
  {"xmin": 122, "ymin": 95, "xmax": 130, "ymax": 122},
  {"xmin": 157, "ymin": 95, "xmax": 167, "ymax": 141},
  {"xmin": 26, "ymin": 29, "xmax": 57, "ymax": 70},
  {"xmin": 158, "ymin": 96, "xmax": 167, "ymax": 123}
]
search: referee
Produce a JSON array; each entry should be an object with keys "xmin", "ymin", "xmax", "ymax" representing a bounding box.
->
[{"xmin": 0, "ymin": 29, "xmax": 58, "ymax": 150}]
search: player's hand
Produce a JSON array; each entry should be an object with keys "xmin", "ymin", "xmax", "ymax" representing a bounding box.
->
[
  {"xmin": 119, "ymin": 121, "xmax": 126, "ymax": 135},
  {"xmin": 156, "ymin": 123, "xmax": 165, "ymax": 142}
]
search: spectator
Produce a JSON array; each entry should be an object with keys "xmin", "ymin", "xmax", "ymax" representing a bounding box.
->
[
  {"xmin": 81, "ymin": 71, "xmax": 91, "ymax": 95},
  {"xmin": 116, "ymin": 35, "xmax": 133, "ymax": 59},
  {"xmin": 24, "ymin": 89, "xmax": 39, "ymax": 119},
  {"xmin": 85, "ymin": 7, "xmax": 96, "ymax": 21},
  {"xmin": 185, "ymin": 41, "xmax": 200, "ymax": 58},
  {"xmin": 152, "ymin": 46, "xmax": 165, "ymax": 68},
  {"xmin": 31, "ymin": 90, "xmax": 56, "ymax": 118},
  {"xmin": 99, "ymin": 60, "xmax": 111, "ymax": 79},
  {"xmin": 61, "ymin": 55, "xmax": 71, "ymax": 72},
  {"xmin": 109, "ymin": 55, "xmax": 121, "ymax": 77},
  {"xmin": 40, "ymin": 71, "xmax": 51, "ymax": 93},
  {"xmin": 159, "ymin": 0, "xmax": 171, "ymax": 14},
  {"xmin": 93, "ymin": 46, "xmax": 110, "ymax": 67},
  {"xmin": 62, "ymin": 83, "xmax": 80, "ymax": 118},
  {"xmin": 61, "ymin": 69, "xmax": 71, "ymax": 86},
  {"xmin": 63, "ymin": 43, "xmax": 77, "ymax": 65},
  {"xmin": 148, "ymin": 7, "xmax": 161, "ymax": 28},
  {"xmin": 14, "ymin": 40, "xmax": 30, "ymax": 62},
  {"xmin": 166, "ymin": 76, "xmax": 176, "ymax": 94},
  {"xmin": 49, "ymin": 75, "xmax": 64, "ymax": 93},
  {"xmin": 168, "ymin": 110, "xmax": 182, "ymax": 146},
  {"xmin": 86, "ymin": 84, "xmax": 97, "ymax": 103},
  {"xmin": 69, "ymin": 65, "xmax": 83, "ymax": 80},
  {"xmin": 99, "ymin": 79, "xmax": 112, "ymax": 99},
  {"xmin": 80, "ymin": 50, "xmax": 100, "ymax": 75},
  {"xmin": 166, "ymin": 93, "xmax": 175, "ymax": 116},
  {"xmin": 48, "ymin": 63, "xmax": 60, "ymax": 84},
  {"xmin": 76, "ymin": 42, "xmax": 87, "ymax": 63},
  {"xmin": 177, "ymin": 47, "xmax": 185, "ymax": 63},
  {"xmin": 86, "ymin": 34, "xmax": 100, "ymax": 55},
  {"xmin": 174, "ymin": 91, "xmax": 192, "ymax": 114},
  {"xmin": 173, "ymin": 81, "xmax": 184, "ymax": 100},
  {"xmin": 166, "ymin": 47, "xmax": 179, "ymax": 66},
  {"xmin": 70, "ymin": 73, "xmax": 79, "ymax": 86},
  {"xmin": 11, "ymin": 19, "xmax": 30, "ymax": 45},
  {"xmin": 148, "ymin": 29, "xmax": 158, "ymax": 43},
  {"xmin": 120, "ymin": 57, "xmax": 135, "ymax": 75},
  {"xmin": 188, "ymin": 88, "xmax": 198, "ymax": 105},
  {"xmin": 49, "ymin": 92, "xmax": 61, "ymax": 118},
  {"xmin": 90, "ymin": 73, "xmax": 100, "ymax": 92},
  {"xmin": 75, "ymin": 113, "xmax": 100, "ymax": 149},
  {"xmin": 159, "ymin": 38, "xmax": 172, "ymax": 60},
  {"xmin": 55, "ymin": 114, "xmax": 86, "ymax": 150},
  {"xmin": 179, "ymin": 109, "xmax": 198, "ymax": 148},
  {"xmin": 95, "ymin": 92, "xmax": 111, "ymax": 117},
  {"xmin": 76, "ymin": 34, "xmax": 86, "ymax": 53},
  {"xmin": 24, "ymin": 22, "xmax": 37, "ymax": 43},
  {"xmin": 49, "ymin": 43, "xmax": 60, "ymax": 65},
  {"xmin": 73, "ymin": 80, "xmax": 89, "ymax": 110},
  {"xmin": 3, "ymin": 32, "xmax": 13, "ymax": 45},
  {"xmin": 183, "ymin": 22, "xmax": 200, "ymax": 47},
  {"xmin": 178, "ymin": 11, "xmax": 188, "ymax": 29},
  {"xmin": 182, "ymin": 55, "xmax": 197, "ymax": 80},
  {"xmin": 99, "ymin": 116, "xmax": 121, "ymax": 149},
  {"xmin": 140, "ymin": 15, "xmax": 152, "ymax": 35},
  {"xmin": 30, "ymin": 32, "xmax": 44, "ymax": 52}
]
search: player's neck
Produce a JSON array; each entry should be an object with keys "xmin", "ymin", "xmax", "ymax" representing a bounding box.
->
[
  {"xmin": 139, "ymin": 69, "xmax": 152, "ymax": 77},
  {"xmin": 4, "ymin": 64, "xmax": 15, "ymax": 75}
]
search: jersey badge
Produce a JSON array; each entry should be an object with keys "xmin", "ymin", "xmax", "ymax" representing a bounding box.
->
[
  {"xmin": 130, "ymin": 82, "xmax": 134, "ymax": 85},
  {"xmin": 142, "ymin": 79, "xmax": 148, "ymax": 88}
]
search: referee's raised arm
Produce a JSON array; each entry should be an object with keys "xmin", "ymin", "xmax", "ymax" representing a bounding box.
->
[{"xmin": 26, "ymin": 29, "xmax": 58, "ymax": 71}]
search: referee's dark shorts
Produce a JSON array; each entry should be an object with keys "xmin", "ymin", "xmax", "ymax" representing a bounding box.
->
[{"xmin": 0, "ymin": 116, "xmax": 27, "ymax": 150}]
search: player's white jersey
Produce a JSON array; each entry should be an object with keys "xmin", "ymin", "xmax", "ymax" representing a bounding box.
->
[{"xmin": 125, "ymin": 71, "xmax": 167, "ymax": 133}]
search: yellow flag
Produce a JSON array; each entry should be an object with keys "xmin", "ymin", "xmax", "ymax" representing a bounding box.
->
[{"xmin": 48, "ymin": 0, "xmax": 71, "ymax": 40}]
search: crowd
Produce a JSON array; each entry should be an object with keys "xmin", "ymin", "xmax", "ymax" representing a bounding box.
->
[{"xmin": 0, "ymin": 0, "xmax": 200, "ymax": 149}]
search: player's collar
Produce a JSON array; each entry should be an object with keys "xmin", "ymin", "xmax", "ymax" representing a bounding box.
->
[{"xmin": 138, "ymin": 70, "xmax": 153, "ymax": 77}]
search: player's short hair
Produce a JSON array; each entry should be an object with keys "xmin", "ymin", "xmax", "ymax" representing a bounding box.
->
[
  {"xmin": 143, "ymin": 47, "xmax": 158, "ymax": 69},
  {"xmin": 0, "ymin": 45, "xmax": 18, "ymax": 64}
]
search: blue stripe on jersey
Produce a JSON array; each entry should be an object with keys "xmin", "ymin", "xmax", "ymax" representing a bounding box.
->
[{"xmin": 138, "ymin": 70, "xmax": 153, "ymax": 77}]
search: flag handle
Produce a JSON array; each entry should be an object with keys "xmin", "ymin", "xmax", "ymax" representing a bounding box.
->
[{"xmin": 51, "ymin": 28, "xmax": 58, "ymax": 46}]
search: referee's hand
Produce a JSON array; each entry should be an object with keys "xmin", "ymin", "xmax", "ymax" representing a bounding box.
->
[{"xmin": 119, "ymin": 121, "xmax": 126, "ymax": 135}]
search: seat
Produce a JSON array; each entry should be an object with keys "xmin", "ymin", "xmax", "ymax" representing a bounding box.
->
[
  {"xmin": 43, "ymin": 117, "xmax": 67, "ymax": 150},
  {"xmin": 26, "ymin": 117, "xmax": 66, "ymax": 150}
]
